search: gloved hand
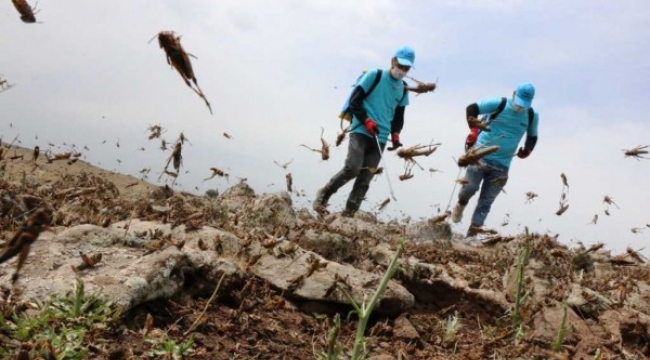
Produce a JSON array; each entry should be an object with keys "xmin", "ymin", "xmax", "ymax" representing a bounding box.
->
[
  {"xmin": 387, "ymin": 133, "xmax": 402, "ymax": 151},
  {"xmin": 517, "ymin": 147, "xmax": 531, "ymax": 159},
  {"xmin": 464, "ymin": 128, "xmax": 480, "ymax": 150},
  {"xmin": 365, "ymin": 118, "xmax": 378, "ymax": 136}
]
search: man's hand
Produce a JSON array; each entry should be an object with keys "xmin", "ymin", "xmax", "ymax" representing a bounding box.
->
[
  {"xmin": 467, "ymin": 116, "xmax": 490, "ymax": 131},
  {"xmin": 517, "ymin": 147, "xmax": 531, "ymax": 159},
  {"xmin": 387, "ymin": 133, "xmax": 402, "ymax": 151},
  {"xmin": 364, "ymin": 118, "xmax": 378, "ymax": 136},
  {"xmin": 465, "ymin": 128, "xmax": 480, "ymax": 151}
]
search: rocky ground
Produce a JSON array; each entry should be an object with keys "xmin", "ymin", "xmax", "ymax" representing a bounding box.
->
[{"xmin": 0, "ymin": 144, "xmax": 649, "ymax": 360}]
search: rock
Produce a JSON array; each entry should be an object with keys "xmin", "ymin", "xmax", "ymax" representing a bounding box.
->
[
  {"xmin": 218, "ymin": 182, "xmax": 255, "ymax": 212},
  {"xmin": 298, "ymin": 228, "xmax": 353, "ymax": 262},
  {"xmin": 367, "ymin": 355, "xmax": 396, "ymax": 360},
  {"xmin": 251, "ymin": 248, "xmax": 414, "ymax": 317},
  {"xmin": 393, "ymin": 315, "xmax": 419, "ymax": 340},
  {"xmin": 530, "ymin": 305, "xmax": 591, "ymax": 345},
  {"xmin": 566, "ymin": 283, "xmax": 612, "ymax": 318},
  {"xmin": 246, "ymin": 191, "xmax": 295, "ymax": 226},
  {"xmin": 406, "ymin": 219, "xmax": 452, "ymax": 241}
]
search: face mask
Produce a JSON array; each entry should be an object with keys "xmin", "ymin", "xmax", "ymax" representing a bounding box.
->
[
  {"xmin": 512, "ymin": 104, "xmax": 525, "ymax": 113},
  {"xmin": 390, "ymin": 67, "xmax": 406, "ymax": 80}
]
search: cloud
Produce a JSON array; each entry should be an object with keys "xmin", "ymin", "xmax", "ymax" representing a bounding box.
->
[{"xmin": 2, "ymin": 0, "xmax": 649, "ymax": 256}]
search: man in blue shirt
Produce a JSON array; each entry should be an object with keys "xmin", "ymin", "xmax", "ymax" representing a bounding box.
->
[
  {"xmin": 451, "ymin": 83, "xmax": 539, "ymax": 237},
  {"xmin": 312, "ymin": 46, "xmax": 416, "ymax": 217}
]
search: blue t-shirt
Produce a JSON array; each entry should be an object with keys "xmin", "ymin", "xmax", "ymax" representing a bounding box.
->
[
  {"xmin": 350, "ymin": 69, "xmax": 409, "ymax": 144},
  {"xmin": 475, "ymin": 97, "xmax": 539, "ymax": 168}
]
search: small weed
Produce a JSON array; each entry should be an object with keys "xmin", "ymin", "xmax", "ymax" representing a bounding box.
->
[{"xmin": 442, "ymin": 311, "xmax": 463, "ymax": 344}]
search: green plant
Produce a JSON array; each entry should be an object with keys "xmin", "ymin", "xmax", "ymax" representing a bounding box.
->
[
  {"xmin": 314, "ymin": 313, "xmax": 344, "ymax": 360},
  {"xmin": 511, "ymin": 239, "xmax": 531, "ymax": 326},
  {"xmin": 552, "ymin": 304, "xmax": 568, "ymax": 351},
  {"xmin": 442, "ymin": 311, "xmax": 463, "ymax": 343},
  {"xmin": 147, "ymin": 336, "xmax": 195, "ymax": 359},
  {"xmin": 205, "ymin": 189, "xmax": 219, "ymax": 198},
  {"xmin": 320, "ymin": 238, "xmax": 406, "ymax": 360},
  {"xmin": 593, "ymin": 348, "xmax": 601, "ymax": 359},
  {"xmin": 0, "ymin": 277, "xmax": 118, "ymax": 358}
]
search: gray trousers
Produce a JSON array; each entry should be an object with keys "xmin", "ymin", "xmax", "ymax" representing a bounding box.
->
[{"xmin": 323, "ymin": 133, "xmax": 385, "ymax": 212}]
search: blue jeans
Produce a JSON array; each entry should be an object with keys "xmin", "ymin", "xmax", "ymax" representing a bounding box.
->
[{"xmin": 457, "ymin": 159, "xmax": 509, "ymax": 227}]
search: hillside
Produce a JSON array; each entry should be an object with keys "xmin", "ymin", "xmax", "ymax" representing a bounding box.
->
[{"xmin": 0, "ymin": 141, "xmax": 649, "ymax": 360}]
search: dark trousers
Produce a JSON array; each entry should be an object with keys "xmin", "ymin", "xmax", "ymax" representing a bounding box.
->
[{"xmin": 323, "ymin": 133, "xmax": 385, "ymax": 212}]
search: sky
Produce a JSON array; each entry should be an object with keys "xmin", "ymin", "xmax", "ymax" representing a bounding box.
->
[{"xmin": 1, "ymin": 0, "xmax": 649, "ymax": 256}]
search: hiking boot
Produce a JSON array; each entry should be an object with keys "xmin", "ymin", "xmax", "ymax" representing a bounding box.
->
[
  {"xmin": 451, "ymin": 202, "xmax": 466, "ymax": 224},
  {"xmin": 466, "ymin": 224, "xmax": 496, "ymax": 238},
  {"xmin": 313, "ymin": 187, "xmax": 331, "ymax": 214},
  {"xmin": 341, "ymin": 208, "xmax": 356, "ymax": 218}
]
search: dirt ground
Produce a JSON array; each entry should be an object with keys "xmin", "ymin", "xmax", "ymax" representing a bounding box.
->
[{"xmin": 0, "ymin": 144, "xmax": 641, "ymax": 360}]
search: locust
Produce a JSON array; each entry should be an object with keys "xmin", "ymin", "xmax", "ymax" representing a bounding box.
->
[
  {"xmin": 71, "ymin": 253, "xmax": 102, "ymax": 272},
  {"xmin": 560, "ymin": 173, "xmax": 569, "ymax": 189},
  {"xmin": 396, "ymin": 143, "xmax": 439, "ymax": 162},
  {"xmin": 0, "ymin": 207, "xmax": 52, "ymax": 283},
  {"xmin": 457, "ymin": 145, "xmax": 500, "ymax": 167},
  {"xmin": 588, "ymin": 214, "xmax": 598, "ymax": 225},
  {"xmin": 0, "ymin": 76, "xmax": 17, "ymax": 93},
  {"xmin": 335, "ymin": 127, "xmax": 349, "ymax": 147},
  {"xmin": 399, "ymin": 161, "xmax": 415, "ymax": 181},
  {"xmin": 11, "ymin": 0, "xmax": 40, "ymax": 23},
  {"xmin": 153, "ymin": 31, "xmax": 212, "ymax": 114},
  {"xmin": 158, "ymin": 142, "xmax": 183, "ymax": 182},
  {"xmin": 300, "ymin": 127, "xmax": 330, "ymax": 161},
  {"xmin": 32, "ymin": 146, "xmax": 39, "ymax": 162},
  {"xmin": 285, "ymin": 173, "xmax": 293, "ymax": 192},
  {"xmin": 525, "ymin": 191, "xmax": 538, "ymax": 203},
  {"xmin": 631, "ymin": 227, "xmax": 645, "ymax": 234},
  {"xmin": 274, "ymin": 159, "xmax": 293, "ymax": 170},
  {"xmin": 377, "ymin": 198, "xmax": 391, "ymax": 211},
  {"xmin": 223, "ymin": 132, "xmax": 233, "ymax": 139},
  {"xmin": 430, "ymin": 211, "xmax": 450, "ymax": 224},
  {"xmin": 46, "ymin": 152, "xmax": 72, "ymax": 163},
  {"xmin": 622, "ymin": 145, "xmax": 649, "ymax": 160},
  {"xmin": 147, "ymin": 124, "xmax": 164, "ymax": 140},
  {"xmin": 203, "ymin": 167, "xmax": 229, "ymax": 182},
  {"xmin": 556, "ymin": 201, "xmax": 569, "ymax": 216},
  {"xmin": 362, "ymin": 166, "xmax": 383, "ymax": 175},
  {"xmin": 405, "ymin": 75, "xmax": 437, "ymax": 95}
]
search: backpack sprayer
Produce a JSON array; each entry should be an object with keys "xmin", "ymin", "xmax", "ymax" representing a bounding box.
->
[{"xmin": 374, "ymin": 135, "xmax": 397, "ymax": 201}]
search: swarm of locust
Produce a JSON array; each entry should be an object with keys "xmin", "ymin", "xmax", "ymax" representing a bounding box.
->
[
  {"xmin": 300, "ymin": 127, "xmax": 330, "ymax": 161},
  {"xmin": 457, "ymin": 145, "xmax": 500, "ymax": 167},
  {"xmin": 12, "ymin": 0, "xmax": 40, "ymax": 23},
  {"xmin": 153, "ymin": 31, "xmax": 212, "ymax": 114},
  {"xmin": 622, "ymin": 145, "xmax": 648, "ymax": 160}
]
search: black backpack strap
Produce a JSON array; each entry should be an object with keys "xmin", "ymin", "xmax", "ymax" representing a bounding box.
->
[
  {"xmin": 489, "ymin": 97, "xmax": 508, "ymax": 120},
  {"xmin": 365, "ymin": 69, "xmax": 383, "ymax": 98},
  {"xmin": 527, "ymin": 107, "xmax": 534, "ymax": 128}
]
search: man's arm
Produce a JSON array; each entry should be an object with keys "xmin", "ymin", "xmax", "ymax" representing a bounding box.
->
[
  {"xmin": 391, "ymin": 106, "xmax": 405, "ymax": 134},
  {"xmin": 465, "ymin": 103, "xmax": 480, "ymax": 128},
  {"xmin": 349, "ymin": 86, "xmax": 369, "ymax": 122}
]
